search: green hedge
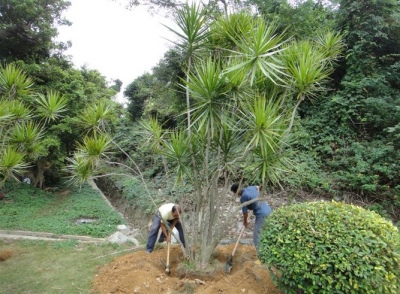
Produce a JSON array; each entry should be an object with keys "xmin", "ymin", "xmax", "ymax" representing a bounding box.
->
[{"xmin": 259, "ymin": 201, "xmax": 400, "ymax": 294}]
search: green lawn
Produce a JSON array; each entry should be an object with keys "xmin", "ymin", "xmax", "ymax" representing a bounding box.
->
[
  {"xmin": 0, "ymin": 182, "xmax": 125, "ymax": 238},
  {"xmin": 0, "ymin": 239, "xmax": 132, "ymax": 294},
  {"xmin": 0, "ymin": 181, "xmax": 133, "ymax": 293}
]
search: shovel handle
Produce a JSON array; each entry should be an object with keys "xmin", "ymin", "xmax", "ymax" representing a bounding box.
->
[
  {"xmin": 165, "ymin": 235, "xmax": 171, "ymax": 273},
  {"xmin": 231, "ymin": 226, "xmax": 245, "ymax": 257}
]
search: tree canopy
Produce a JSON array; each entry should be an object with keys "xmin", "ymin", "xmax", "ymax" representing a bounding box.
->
[{"xmin": 0, "ymin": 0, "xmax": 71, "ymax": 63}]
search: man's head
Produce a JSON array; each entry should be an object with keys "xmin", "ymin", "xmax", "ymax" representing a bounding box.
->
[
  {"xmin": 172, "ymin": 204, "xmax": 181, "ymax": 219},
  {"xmin": 230, "ymin": 183, "xmax": 239, "ymax": 194},
  {"xmin": 231, "ymin": 183, "xmax": 243, "ymax": 196}
]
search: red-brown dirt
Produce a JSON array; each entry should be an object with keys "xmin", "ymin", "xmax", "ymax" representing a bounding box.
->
[
  {"xmin": 92, "ymin": 244, "xmax": 282, "ymax": 294},
  {"xmin": 0, "ymin": 250, "xmax": 12, "ymax": 261}
]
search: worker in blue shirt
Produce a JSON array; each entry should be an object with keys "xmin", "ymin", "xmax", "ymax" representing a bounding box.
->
[{"xmin": 231, "ymin": 184, "xmax": 272, "ymax": 249}]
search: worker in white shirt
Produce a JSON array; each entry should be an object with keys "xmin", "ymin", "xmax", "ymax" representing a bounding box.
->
[{"xmin": 145, "ymin": 203, "xmax": 186, "ymax": 253}]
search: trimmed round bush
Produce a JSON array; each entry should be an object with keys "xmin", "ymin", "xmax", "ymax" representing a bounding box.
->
[{"xmin": 259, "ymin": 201, "xmax": 400, "ymax": 294}]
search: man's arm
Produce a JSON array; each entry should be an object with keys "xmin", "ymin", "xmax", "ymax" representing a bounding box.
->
[
  {"xmin": 170, "ymin": 218, "xmax": 179, "ymax": 230},
  {"xmin": 243, "ymin": 212, "xmax": 248, "ymax": 227},
  {"xmin": 161, "ymin": 219, "xmax": 180, "ymax": 243},
  {"xmin": 160, "ymin": 223, "xmax": 169, "ymax": 241}
]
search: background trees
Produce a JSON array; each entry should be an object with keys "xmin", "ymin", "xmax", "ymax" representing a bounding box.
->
[
  {"xmin": 0, "ymin": 0, "xmax": 123, "ymax": 188},
  {"xmin": 0, "ymin": 0, "xmax": 71, "ymax": 63},
  {"xmin": 248, "ymin": 0, "xmax": 339, "ymax": 39},
  {"xmin": 296, "ymin": 0, "xmax": 400, "ymax": 206}
]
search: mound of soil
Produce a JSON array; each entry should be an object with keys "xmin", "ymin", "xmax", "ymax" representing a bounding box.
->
[
  {"xmin": 0, "ymin": 250, "xmax": 12, "ymax": 261},
  {"xmin": 92, "ymin": 244, "xmax": 282, "ymax": 294}
]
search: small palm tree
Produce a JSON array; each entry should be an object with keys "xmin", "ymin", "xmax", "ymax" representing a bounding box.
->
[{"xmin": 0, "ymin": 64, "xmax": 70, "ymax": 188}]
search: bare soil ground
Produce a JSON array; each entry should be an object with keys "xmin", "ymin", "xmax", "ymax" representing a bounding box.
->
[{"xmin": 92, "ymin": 243, "xmax": 282, "ymax": 294}]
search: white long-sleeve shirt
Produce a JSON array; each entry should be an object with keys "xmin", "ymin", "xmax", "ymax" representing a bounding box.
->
[{"xmin": 158, "ymin": 203, "xmax": 175, "ymax": 222}]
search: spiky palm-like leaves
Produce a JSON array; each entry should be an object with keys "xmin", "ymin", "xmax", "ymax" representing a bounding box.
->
[
  {"xmin": 0, "ymin": 64, "xmax": 34, "ymax": 100},
  {"xmin": 186, "ymin": 58, "xmax": 228, "ymax": 135},
  {"xmin": 0, "ymin": 147, "xmax": 30, "ymax": 186},
  {"xmin": 314, "ymin": 31, "xmax": 344, "ymax": 63},
  {"xmin": 238, "ymin": 95, "xmax": 291, "ymax": 185},
  {"xmin": 161, "ymin": 130, "xmax": 191, "ymax": 182},
  {"xmin": 209, "ymin": 12, "xmax": 253, "ymax": 53},
  {"xmin": 281, "ymin": 33, "xmax": 343, "ymax": 132},
  {"xmin": 226, "ymin": 19, "xmax": 288, "ymax": 86},
  {"xmin": 66, "ymin": 133, "xmax": 113, "ymax": 185},
  {"xmin": 140, "ymin": 117, "xmax": 166, "ymax": 153},
  {"xmin": 35, "ymin": 90, "xmax": 68, "ymax": 124},
  {"xmin": 166, "ymin": 3, "xmax": 210, "ymax": 58},
  {"xmin": 165, "ymin": 3, "xmax": 211, "ymax": 130},
  {"xmin": 8, "ymin": 121, "xmax": 45, "ymax": 158},
  {"xmin": 0, "ymin": 65, "xmax": 40, "ymax": 186},
  {"xmin": 77, "ymin": 100, "xmax": 115, "ymax": 134},
  {"xmin": 65, "ymin": 102, "xmax": 117, "ymax": 185}
]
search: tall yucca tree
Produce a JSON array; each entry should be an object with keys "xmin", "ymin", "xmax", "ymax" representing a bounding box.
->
[
  {"xmin": 142, "ymin": 28, "xmax": 291, "ymax": 267},
  {"xmin": 142, "ymin": 9, "xmax": 342, "ymax": 269}
]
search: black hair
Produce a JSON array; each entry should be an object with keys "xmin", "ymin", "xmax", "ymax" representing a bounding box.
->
[
  {"xmin": 230, "ymin": 183, "xmax": 239, "ymax": 193},
  {"xmin": 172, "ymin": 205, "xmax": 181, "ymax": 213}
]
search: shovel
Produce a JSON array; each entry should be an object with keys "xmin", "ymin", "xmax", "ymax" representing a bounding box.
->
[{"xmin": 224, "ymin": 225, "xmax": 245, "ymax": 274}]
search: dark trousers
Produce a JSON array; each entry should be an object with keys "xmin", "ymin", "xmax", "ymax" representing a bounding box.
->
[{"xmin": 145, "ymin": 214, "xmax": 185, "ymax": 253}]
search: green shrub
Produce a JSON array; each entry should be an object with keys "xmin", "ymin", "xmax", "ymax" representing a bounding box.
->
[{"xmin": 259, "ymin": 201, "xmax": 400, "ymax": 294}]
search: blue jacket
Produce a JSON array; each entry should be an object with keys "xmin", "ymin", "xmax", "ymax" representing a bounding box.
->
[{"xmin": 240, "ymin": 186, "xmax": 272, "ymax": 217}]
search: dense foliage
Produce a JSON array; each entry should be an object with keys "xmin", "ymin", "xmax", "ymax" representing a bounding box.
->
[
  {"xmin": 289, "ymin": 0, "xmax": 400, "ymax": 224},
  {"xmin": 259, "ymin": 201, "xmax": 400, "ymax": 294},
  {"xmin": 249, "ymin": 0, "xmax": 338, "ymax": 39},
  {"xmin": 0, "ymin": 0, "xmax": 71, "ymax": 63}
]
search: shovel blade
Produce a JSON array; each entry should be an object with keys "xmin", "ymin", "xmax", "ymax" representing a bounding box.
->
[
  {"xmin": 224, "ymin": 263, "xmax": 232, "ymax": 273},
  {"xmin": 224, "ymin": 256, "xmax": 233, "ymax": 273}
]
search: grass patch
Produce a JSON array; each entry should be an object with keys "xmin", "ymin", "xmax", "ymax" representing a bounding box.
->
[
  {"xmin": 0, "ymin": 239, "xmax": 132, "ymax": 294},
  {"xmin": 0, "ymin": 181, "xmax": 125, "ymax": 238}
]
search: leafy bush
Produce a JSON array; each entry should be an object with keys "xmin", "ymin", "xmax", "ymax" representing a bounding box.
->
[{"xmin": 259, "ymin": 201, "xmax": 400, "ymax": 294}]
